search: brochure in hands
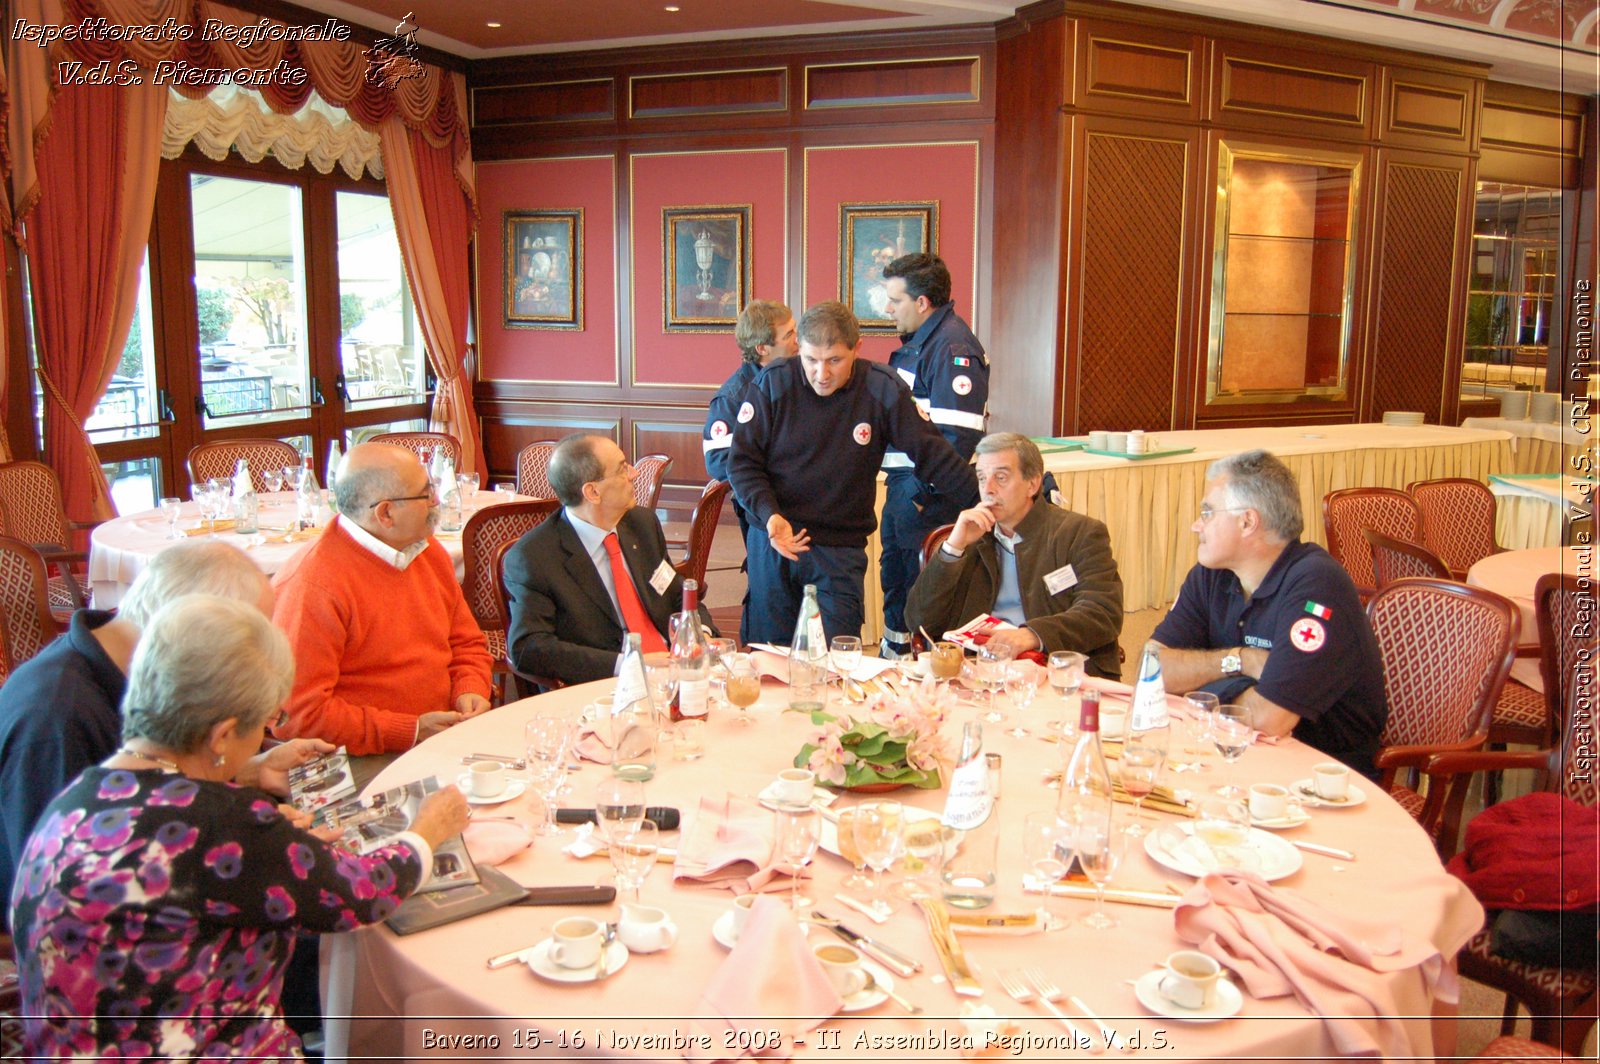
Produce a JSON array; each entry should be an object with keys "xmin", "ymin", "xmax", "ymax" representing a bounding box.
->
[
  {"xmin": 311, "ymin": 776, "xmax": 476, "ymax": 893},
  {"xmin": 286, "ymin": 747, "xmax": 357, "ymax": 812}
]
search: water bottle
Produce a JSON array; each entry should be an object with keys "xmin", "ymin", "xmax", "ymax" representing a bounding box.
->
[
  {"xmin": 1129, "ymin": 640, "xmax": 1171, "ymax": 757},
  {"xmin": 788, "ymin": 584, "xmax": 826, "ymax": 713},
  {"xmin": 231, "ymin": 459, "xmax": 258, "ymax": 534},
  {"xmin": 295, "ymin": 455, "xmax": 321, "ymax": 531},
  {"xmin": 325, "ymin": 439, "xmax": 343, "ymax": 496},
  {"xmin": 670, "ymin": 580, "xmax": 709, "ymax": 722},
  {"xmin": 940, "ymin": 720, "xmax": 999, "ymax": 909},
  {"xmin": 611, "ymin": 633, "xmax": 657, "ymax": 781},
  {"xmin": 436, "ymin": 452, "xmax": 462, "ymax": 532}
]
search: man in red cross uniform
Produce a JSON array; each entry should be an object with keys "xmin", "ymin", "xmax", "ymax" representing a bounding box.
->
[{"xmin": 1149, "ymin": 450, "xmax": 1388, "ymax": 779}]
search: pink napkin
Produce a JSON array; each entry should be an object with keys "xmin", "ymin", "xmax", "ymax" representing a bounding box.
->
[
  {"xmin": 686, "ymin": 895, "xmax": 842, "ymax": 1063},
  {"xmin": 1174, "ymin": 869, "xmax": 1475, "ymax": 1057},
  {"xmin": 573, "ymin": 722, "xmax": 611, "ymax": 764},
  {"xmin": 462, "ymin": 820, "xmax": 534, "ymax": 865},
  {"xmin": 673, "ymin": 795, "xmax": 798, "ymax": 894}
]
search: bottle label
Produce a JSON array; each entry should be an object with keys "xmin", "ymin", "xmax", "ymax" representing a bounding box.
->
[
  {"xmin": 1130, "ymin": 651, "xmax": 1169, "ymax": 731},
  {"xmin": 942, "ymin": 755, "xmax": 992, "ymax": 831},
  {"xmin": 677, "ymin": 677, "xmax": 709, "ymax": 719},
  {"xmin": 806, "ymin": 614, "xmax": 826, "ymax": 653},
  {"xmin": 615, "ymin": 653, "xmax": 649, "ymax": 713}
]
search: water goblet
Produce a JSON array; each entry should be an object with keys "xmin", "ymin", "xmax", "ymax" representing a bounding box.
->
[
  {"xmin": 724, "ymin": 655, "xmax": 760, "ymax": 726},
  {"xmin": 1118, "ymin": 737, "xmax": 1166, "ymax": 837},
  {"xmin": 834, "ymin": 807, "xmax": 874, "ymax": 895},
  {"xmin": 1003, "ymin": 659, "xmax": 1041, "ymax": 738},
  {"xmin": 1076, "ymin": 817, "xmax": 1126, "ymax": 930},
  {"xmin": 609, "ymin": 819, "xmax": 659, "ymax": 903},
  {"xmin": 707, "ymin": 637, "xmax": 737, "ymax": 710},
  {"xmin": 1181, "ymin": 691, "xmax": 1220, "ymax": 766},
  {"xmin": 456, "ymin": 472, "xmax": 477, "ymax": 509},
  {"xmin": 929, "ymin": 641, "xmax": 963, "ymax": 687},
  {"xmin": 829, "ymin": 635, "xmax": 862, "ymax": 700},
  {"xmin": 775, "ymin": 806, "xmax": 821, "ymax": 911},
  {"xmin": 976, "ymin": 642, "xmax": 1015, "ymax": 724},
  {"xmin": 524, "ymin": 716, "xmax": 570, "ymax": 835},
  {"xmin": 1022, "ymin": 810, "xmax": 1074, "ymax": 927},
  {"xmin": 1047, "ymin": 650, "xmax": 1087, "ymax": 736},
  {"xmin": 1195, "ymin": 797, "xmax": 1252, "ymax": 869},
  {"xmin": 642, "ymin": 653, "xmax": 679, "ymax": 737},
  {"xmin": 159, "ymin": 496, "xmax": 183, "ymax": 539},
  {"xmin": 594, "ymin": 777, "xmax": 646, "ymax": 844},
  {"xmin": 262, "ymin": 467, "xmax": 285, "ymax": 494},
  {"xmin": 851, "ymin": 800, "xmax": 904, "ymax": 918},
  {"xmin": 1212, "ymin": 705, "xmax": 1253, "ymax": 798}
]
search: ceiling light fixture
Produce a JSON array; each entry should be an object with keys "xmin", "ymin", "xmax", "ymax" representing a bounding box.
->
[
  {"xmin": 664, "ymin": 5, "xmax": 680, "ymax": 11},
  {"xmin": 486, "ymin": 21, "xmax": 502, "ymax": 27}
]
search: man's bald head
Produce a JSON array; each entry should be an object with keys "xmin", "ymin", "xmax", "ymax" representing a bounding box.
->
[{"xmin": 334, "ymin": 443, "xmax": 419, "ymax": 517}]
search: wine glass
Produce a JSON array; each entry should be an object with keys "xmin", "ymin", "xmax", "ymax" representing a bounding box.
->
[
  {"xmin": 282, "ymin": 465, "xmax": 302, "ymax": 491},
  {"xmin": 1195, "ymin": 797, "xmax": 1253, "ymax": 869},
  {"xmin": 774, "ymin": 806, "xmax": 821, "ymax": 911},
  {"xmin": 725, "ymin": 654, "xmax": 760, "ymax": 726},
  {"xmin": 1182, "ymin": 691, "xmax": 1220, "ymax": 765},
  {"xmin": 976, "ymin": 642, "xmax": 1015, "ymax": 724},
  {"xmin": 609, "ymin": 819, "xmax": 659, "ymax": 903},
  {"xmin": 1047, "ymin": 650, "xmax": 1087, "ymax": 737},
  {"xmin": 1003, "ymin": 659, "xmax": 1041, "ymax": 738},
  {"xmin": 929, "ymin": 640, "xmax": 963, "ymax": 687},
  {"xmin": 524, "ymin": 716, "xmax": 569, "ymax": 836},
  {"xmin": 1212, "ymin": 704, "xmax": 1253, "ymax": 798},
  {"xmin": 457, "ymin": 471, "xmax": 480, "ymax": 501},
  {"xmin": 1022, "ymin": 810, "xmax": 1073, "ymax": 927},
  {"xmin": 897, "ymin": 815, "xmax": 944, "ymax": 901},
  {"xmin": 829, "ymin": 635, "xmax": 862, "ymax": 699},
  {"xmin": 834, "ymin": 807, "xmax": 874, "ymax": 895},
  {"xmin": 1118, "ymin": 737, "xmax": 1166, "ymax": 837},
  {"xmin": 642, "ymin": 652, "xmax": 679, "ymax": 736},
  {"xmin": 1076, "ymin": 816, "xmax": 1125, "ymax": 930},
  {"xmin": 851, "ymin": 800, "xmax": 904, "ymax": 918},
  {"xmin": 159, "ymin": 496, "xmax": 183, "ymax": 539},
  {"xmin": 262, "ymin": 467, "xmax": 285, "ymax": 494},
  {"xmin": 707, "ymin": 637, "xmax": 737, "ymax": 710},
  {"xmin": 593, "ymin": 777, "xmax": 645, "ymax": 844}
]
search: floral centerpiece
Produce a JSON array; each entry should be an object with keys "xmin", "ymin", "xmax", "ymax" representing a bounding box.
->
[{"xmin": 791, "ymin": 677, "xmax": 954, "ymax": 790}]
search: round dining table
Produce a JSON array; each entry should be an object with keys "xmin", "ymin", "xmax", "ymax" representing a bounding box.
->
[
  {"xmin": 87, "ymin": 489, "xmax": 535, "ymax": 606},
  {"xmin": 320, "ymin": 676, "xmax": 1483, "ymax": 1063},
  {"xmin": 1467, "ymin": 545, "xmax": 1592, "ymax": 692}
]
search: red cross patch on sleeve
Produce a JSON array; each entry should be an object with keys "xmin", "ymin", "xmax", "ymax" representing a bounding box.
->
[{"xmin": 1290, "ymin": 617, "xmax": 1327, "ymax": 652}]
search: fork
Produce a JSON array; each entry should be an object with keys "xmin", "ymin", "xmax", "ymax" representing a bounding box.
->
[
  {"xmin": 1025, "ymin": 969, "xmax": 1104, "ymax": 1054},
  {"xmin": 998, "ymin": 970, "xmax": 1096, "ymax": 1051}
]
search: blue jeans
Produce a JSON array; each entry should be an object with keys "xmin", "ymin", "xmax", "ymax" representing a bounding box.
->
[{"xmin": 741, "ymin": 526, "xmax": 868, "ymax": 646}]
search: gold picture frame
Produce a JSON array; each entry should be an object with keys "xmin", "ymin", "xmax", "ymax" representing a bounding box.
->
[
  {"xmin": 503, "ymin": 209, "xmax": 583, "ymax": 330},
  {"xmin": 840, "ymin": 201, "xmax": 938, "ymax": 330},
  {"xmin": 663, "ymin": 205, "xmax": 751, "ymax": 331}
]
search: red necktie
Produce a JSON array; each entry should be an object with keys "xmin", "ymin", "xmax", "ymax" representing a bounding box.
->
[{"xmin": 603, "ymin": 532, "xmax": 667, "ymax": 652}]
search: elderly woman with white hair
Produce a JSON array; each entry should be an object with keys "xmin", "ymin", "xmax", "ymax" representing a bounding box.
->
[{"xmin": 8, "ymin": 594, "xmax": 468, "ymax": 1060}]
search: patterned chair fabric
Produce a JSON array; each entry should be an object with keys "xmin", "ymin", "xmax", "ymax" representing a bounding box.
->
[
  {"xmin": 1475, "ymin": 1034, "xmax": 1582, "ymax": 1061},
  {"xmin": 1407, "ymin": 477, "xmax": 1501, "ymax": 575},
  {"xmin": 1491, "ymin": 679, "xmax": 1551, "ymax": 749},
  {"xmin": 515, "ymin": 441, "xmax": 559, "ymax": 499},
  {"xmin": 460, "ymin": 499, "xmax": 561, "ymax": 634},
  {"xmin": 673, "ymin": 480, "xmax": 731, "ymax": 590},
  {"xmin": 1364, "ymin": 528, "xmax": 1451, "ymax": 587},
  {"xmin": 1461, "ymin": 929, "xmax": 1599, "ymax": 1056},
  {"xmin": 630, "ymin": 454, "xmax": 673, "ymax": 512},
  {"xmin": 493, "ymin": 541, "xmax": 567, "ymax": 698},
  {"xmin": 1323, "ymin": 487, "xmax": 1424, "ymax": 598},
  {"xmin": 369, "ymin": 431, "xmax": 461, "ymax": 469},
  {"xmin": 0, "ymin": 461, "xmax": 93, "ymax": 610},
  {"xmin": 1539, "ymin": 575, "xmax": 1598, "ymax": 809},
  {"xmin": 0, "ymin": 536, "xmax": 65, "ymax": 682},
  {"xmin": 186, "ymin": 439, "xmax": 302, "ymax": 493}
]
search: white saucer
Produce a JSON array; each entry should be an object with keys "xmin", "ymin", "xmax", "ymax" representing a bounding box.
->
[
  {"xmin": 839, "ymin": 959, "xmax": 893, "ymax": 1013},
  {"xmin": 458, "ymin": 774, "xmax": 528, "ymax": 806},
  {"xmin": 526, "ymin": 939, "xmax": 629, "ymax": 983},
  {"xmin": 1290, "ymin": 779, "xmax": 1367, "ymax": 809},
  {"xmin": 1250, "ymin": 806, "xmax": 1312, "ymax": 830},
  {"xmin": 1144, "ymin": 822, "xmax": 1303, "ymax": 881},
  {"xmin": 1132, "ymin": 969, "xmax": 1242, "ymax": 1022},
  {"xmin": 711, "ymin": 910, "xmax": 740, "ymax": 950},
  {"xmin": 758, "ymin": 781, "xmax": 816, "ymax": 812}
]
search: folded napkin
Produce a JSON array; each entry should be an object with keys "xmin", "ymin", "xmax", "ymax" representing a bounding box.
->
[
  {"xmin": 1174, "ymin": 869, "xmax": 1473, "ymax": 1057},
  {"xmin": 573, "ymin": 722, "xmax": 612, "ymax": 765},
  {"xmin": 674, "ymin": 795, "xmax": 796, "ymax": 893},
  {"xmin": 686, "ymin": 895, "xmax": 841, "ymax": 1063},
  {"xmin": 463, "ymin": 820, "xmax": 534, "ymax": 865},
  {"xmin": 184, "ymin": 518, "xmax": 237, "ymax": 536}
]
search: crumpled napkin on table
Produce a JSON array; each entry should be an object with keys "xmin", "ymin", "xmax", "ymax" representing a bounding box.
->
[{"xmin": 673, "ymin": 795, "xmax": 802, "ymax": 894}]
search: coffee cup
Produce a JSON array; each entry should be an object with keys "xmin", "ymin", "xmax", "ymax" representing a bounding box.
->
[
  {"xmin": 728, "ymin": 893, "xmax": 759, "ymax": 941},
  {"xmin": 617, "ymin": 903, "xmax": 678, "ymax": 953},
  {"xmin": 1088, "ymin": 430, "xmax": 1110, "ymax": 451},
  {"xmin": 773, "ymin": 768, "xmax": 815, "ymax": 806},
  {"xmin": 1312, "ymin": 762, "xmax": 1349, "ymax": 801},
  {"xmin": 468, "ymin": 759, "xmax": 507, "ymax": 798},
  {"xmin": 1106, "ymin": 432, "xmax": 1129, "ymax": 453},
  {"xmin": 548, "ymin": 916, "xmax": 604, "ymax": 969},
  {"xmin": 1099, "ymin": 705, "xmax": 1127, "ymax": 740},
  {"xmin": 1248, "ymin": 783, "xmax": 1289, "ymax": 822},
  {"xmin": 1158, "ymin": 949, "xmax": 1222, "ymax": 1010},
  {"xmin": 812, "ymin": 941, "xmax": 870, "ymax": 998}
]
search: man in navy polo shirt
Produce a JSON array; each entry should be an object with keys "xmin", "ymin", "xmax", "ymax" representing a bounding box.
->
[{"xmin": 1151, "ymin": 449, "xmax": 1387, "ymax": 778}]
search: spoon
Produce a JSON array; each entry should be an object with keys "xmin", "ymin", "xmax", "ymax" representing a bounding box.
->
[{"xmin": 861, "ymin": 969, "xmax": 922, "ymax": 1014}]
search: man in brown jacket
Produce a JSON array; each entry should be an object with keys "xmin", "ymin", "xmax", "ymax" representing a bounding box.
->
[{"xmin": 905, "ymin": 432, "xmax": 1124, "ymax": 679}]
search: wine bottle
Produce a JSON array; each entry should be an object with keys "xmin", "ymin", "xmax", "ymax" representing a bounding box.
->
[
  {"xmin": 670, "ymin": 579, "xmax": 709, "ymax": 722},
  {"xmin": 1056, "ymin": 688, "xmax": 1114, "ymax": 832},
  {"xmin": 941, "ymin": 720, "xmax": 999, "ymax": 909}
]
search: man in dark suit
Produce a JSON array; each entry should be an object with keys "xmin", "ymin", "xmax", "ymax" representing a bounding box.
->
[{"xmin": 504, "ymin": 433, "xmax": 715, "ymax": 686}]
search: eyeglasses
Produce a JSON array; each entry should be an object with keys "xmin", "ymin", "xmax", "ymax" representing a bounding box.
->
[
  {"xmin": 591, "ymin": 459, "xmax": 633, "ymax": 486},
  {"xmin": 1197, "ymin": 504, "xmax": 1249, "ymax": 522},
  {"xmin": 369, "ymin": 480, "xmax": 436, "ymax": 508},
  {"xmin": 268, "ymin": 707, "xmax": 289, "ymax": 730}
]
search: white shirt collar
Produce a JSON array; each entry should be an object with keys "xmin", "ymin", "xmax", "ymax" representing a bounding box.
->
[
  {"xmin": 564, "ymin": 507, "xmax": 616, "ymax": 559},
  {"xmin": 338, "ymin": 515, "xmax": 428, "ymax": 570},
  {"xmin": 994, "ymin": 525, "xmax": 1024, "ymax": 553}
]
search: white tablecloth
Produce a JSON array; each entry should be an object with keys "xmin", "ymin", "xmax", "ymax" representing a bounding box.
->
[
  {"xmin": 1461, "ymin": 417, "xmax": 1593, "ymax": 475},
  {"xmin": 1489, "ymin": 474, "xmax": 1595, "ymax": 550}
]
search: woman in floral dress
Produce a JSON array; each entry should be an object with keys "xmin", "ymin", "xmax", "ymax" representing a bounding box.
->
[{"xmin": 9, "ymin": 594, "xmax": 469, "ymax": 1060}]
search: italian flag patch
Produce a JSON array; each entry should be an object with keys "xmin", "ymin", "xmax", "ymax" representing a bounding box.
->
[{"xmin": 1305, "ymin": 601, "xmax": 1332, "ymax": 619}]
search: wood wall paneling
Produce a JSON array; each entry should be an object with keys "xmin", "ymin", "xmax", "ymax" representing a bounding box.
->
[
  {"xmin": 472, "ymin": 79, "xmax": 615, "ymax": 127},
  {"xmin": 630, "ymin": 68, "xmax": 788, "ymax": 119},
  {"xmin": 804, "ymin": 57, "xmax": 982, "ymax": 110},
  {"xmin": 631, "ymin": 417, "xmax": 713, "ymax": 489},
  {"xmin": 1380, "ymin": 69, "xmax": 1479, "ymax": 151},
  {"xmin": 1478, "ymin": 84, "xmax": 1586, "ymax": 186},
  {"xmin": 1214, "ymin": 48, "xmax": 1373, "ymax": 138},
  {"xmin": 1079, "ymin": 22, "xmax": 1202, "ymax": 122},
  {"xmin": 477, "ymin": 406, "xmax": 622, "ymax": 481}
]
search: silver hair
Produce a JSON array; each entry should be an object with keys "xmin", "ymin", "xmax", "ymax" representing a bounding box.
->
[
  {"xmin": 975, "ymin": 432, "xmax": 1044, "ymax": 484},
  {"xmin": 548, "ymin": 433, "xmax": 610, "ymax": 508},
  {"xmin": 333, "ymin": 458, "xmax": 409, "ymax": 518},
  {"xmin": 1207, "ymin": 449, "xmax": 1304, "ymax": 542},
  {"xmin": 118, "ymin": 540, "xmax": 269, "ymax": 628},
  {"xmin": 122, "ymin": 595, "xmax": 295, "ymax": 753}
]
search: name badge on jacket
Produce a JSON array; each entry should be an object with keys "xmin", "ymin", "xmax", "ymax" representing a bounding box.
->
[
  {"xmin": 1043, "ymin": 564, "xmax": 1078, "ymax": 595},
  {"xmin": 649, "ymin": 559, "xmax": 676, "ymax": 596}
]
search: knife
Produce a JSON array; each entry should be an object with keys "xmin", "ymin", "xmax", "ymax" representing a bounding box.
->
[
  {"xmin": 820, "ymin": 917, "xmax": 921, "ymax": 977},
  {"xmin": 486, "ymin": 942, "xmax": 542, "ymax": 969},
  {"xmin": 1290, "ymin": 839, "xmax": 1356, "ymax": 861}
]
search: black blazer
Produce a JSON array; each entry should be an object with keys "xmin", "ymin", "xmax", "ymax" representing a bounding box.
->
[{"xmin": 504, "ymin": 507, "xmax": 714, "ymax": 686}]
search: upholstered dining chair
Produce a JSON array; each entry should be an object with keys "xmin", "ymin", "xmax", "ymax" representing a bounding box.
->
[
  {"xmin": 630, "ymin": 454, "xmax": 673, "ymax": 512},
  {"xmin": 0, "ymin": 536, "xmax": 66, "ymax": 684},
  {"xmin": 920, "ymin": 523, "xmax": 956, "ymax": 569},
  {"xmin": 1422, "ymin": 574, "xmax": 1597, "ymax": 1055},
  {"xmin": 493, "ymin": 540, "xmax": 567, "ymax": 700},
  {"xmin": 0, "ymin": 460, "xmax": 96, "ymax": 611},
  {"xmin": 515, "ymin": 440, "xmax": 559, "ymax": 499},
  {"xmin": 460, "ymin": 499, "xmax": 561, "ymax": 704},
  {"xmin": 672, "ymin": 480, "xmax": 731, "ymax": 592},
  {"xmin": 186, "ymin": 438, "xmax": 302, "ymax": 493},
  {"xmin": 369, "ymin": 430, "xmax": 461, "ymax": 469},
  {"xmin": 1364, "ymin": 577, "xmax": 1517, "ymax": 834},
  {"xmin": 1364, "ymin": 528, "xmax": 1452, "ymax": 586},
  {"xmin": 1323, "ymin": 486, "xmax": 1424, "ymax": 600},
  {"xmin": 1407, "ymin": 477, "xmax": 1502, "ymax": 577}
]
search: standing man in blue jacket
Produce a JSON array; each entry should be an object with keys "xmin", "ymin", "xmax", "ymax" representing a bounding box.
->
[
  {"xmin": 877, "ymin": 253, "xmax": 989, "ymax": 658},
  {"xmin": 702, "ymin": 300, "xmax": 797, "ymax": 540},
  {"xmin": 729, "ymin": 301, "xmax": 978, "ymax": 645}
]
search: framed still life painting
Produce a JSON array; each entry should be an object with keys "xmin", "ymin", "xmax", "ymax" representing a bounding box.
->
[
  {"xmin": 503, "ymin": 209, "xmax": 583, "ymax": 329},
  {"xmin": 839, "ymin": 201, "xmax": 939, "ymax": 330},
  {"xmin": 662, "ymin": 205, "xmax": 751, "ymax": 331}
]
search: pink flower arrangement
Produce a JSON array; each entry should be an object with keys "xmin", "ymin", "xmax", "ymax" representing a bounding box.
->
[{"xmin": 791, "ymin": 677, "xmax": 954, "ymax": 789}]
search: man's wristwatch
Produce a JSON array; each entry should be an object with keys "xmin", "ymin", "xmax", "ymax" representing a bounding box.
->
[{"xmin": 1220, "ymin": 649, "xmax": 1243, "ymax": 677}]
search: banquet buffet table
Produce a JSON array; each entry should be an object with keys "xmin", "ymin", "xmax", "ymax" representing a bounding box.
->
[
  {"xmin": 322, "ymin": 677, "xmax": 1483, "ymax": 1063},
  {"xmin": 1462, "ymin": 416, "xmax": 1592, "ymax": 475},
  {"xmin": 1036, "ymin": 423, "xmax": 1513, "ymax": 613},
  {"xmin": 87, "ymin": 489, "xmax": 533, "ymax": 606},
  {"xmin": 1489, "ymin": 474, "xmax": 1595, "ymax": 550}
]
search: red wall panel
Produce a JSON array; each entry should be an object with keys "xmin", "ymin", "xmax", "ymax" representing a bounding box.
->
[
  {"xmin": 803, "ymin": 142, "xmax": 980, "ymax": 362},
  {"xmin": 629, "ymin": 149, "xmax": 789, "ymax": 388},
  {"xmin": 476, "ymin": 156, "xmax": 618, "ymax": 383}
]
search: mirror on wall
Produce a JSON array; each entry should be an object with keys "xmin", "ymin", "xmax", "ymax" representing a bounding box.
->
[
  {"xmin": 1205, "ymin": 142, "xmax": 1360, "ymax": 407},
  {"xmin": 1462, "ymin": 182, "xmax": 1564, "ymax": 400}
]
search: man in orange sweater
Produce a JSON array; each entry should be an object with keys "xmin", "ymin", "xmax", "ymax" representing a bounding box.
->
[{"xmin": 273, "ymin": 443, "xmax": 493, "ymax": 761}]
